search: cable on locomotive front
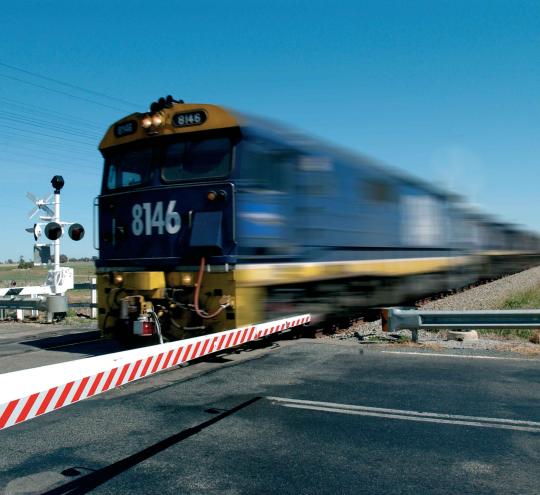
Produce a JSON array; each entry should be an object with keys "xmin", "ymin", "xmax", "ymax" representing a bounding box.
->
[{"xmin": 194, "ymin": 257, "xmax": 230, "ymax": 319}]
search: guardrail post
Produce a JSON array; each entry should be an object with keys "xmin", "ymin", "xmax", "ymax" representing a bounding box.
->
[
  {"xmin": 382, "ymin": 308, "xmax": 421, "ymax": 342},
  {"xmin": 31, "ymin": 294, "xmax": 39, "ymax": 318}
]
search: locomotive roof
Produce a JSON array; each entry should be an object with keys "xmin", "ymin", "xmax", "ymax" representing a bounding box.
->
[{"xmin": 229, "ymin": 109, "xmax": 455, "ymax": 200}]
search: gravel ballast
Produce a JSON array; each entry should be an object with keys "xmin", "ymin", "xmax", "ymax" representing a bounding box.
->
[
  {"xmin": 420, "ymin": 265, "xmax": 540, "ymax": 311},
  {"xmin": 331, "ymin": 265, "xmax": 540, "ymax": 355}
]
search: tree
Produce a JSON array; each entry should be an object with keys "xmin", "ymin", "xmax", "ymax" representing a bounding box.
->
[
  {"xmin": 60, "ymin": 254, "xmax": 68, "ymax": 263},
  {"xmin": 17, "ymin": 256, "xmax": 34, "ymax": 269}
]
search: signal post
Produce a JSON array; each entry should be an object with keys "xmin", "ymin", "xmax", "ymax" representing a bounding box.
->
[{"xmin": 0, "ymin": 175, "xmax": 85, "ymax": 322}]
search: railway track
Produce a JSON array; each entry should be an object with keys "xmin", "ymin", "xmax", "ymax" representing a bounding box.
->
[
  {"xmin": 313, "ymin": 267, "xmax": 540, "ymax": 337},
  {"xmin": 0, "ymin": 265, "xmax": 538, "ymax": 368}
]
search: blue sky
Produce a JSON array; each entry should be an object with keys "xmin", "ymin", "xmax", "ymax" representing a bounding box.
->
[{"xmin": 1, "ymin": 0, "xmax": 538, "ymax": 261}]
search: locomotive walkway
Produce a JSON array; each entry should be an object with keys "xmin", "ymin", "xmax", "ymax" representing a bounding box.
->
[{"xmin": 0, "ymin": 324, "xmax": 539, "ymax": 494}]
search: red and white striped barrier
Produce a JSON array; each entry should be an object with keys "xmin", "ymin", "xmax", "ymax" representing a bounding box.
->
[{"xmin": 0, "ymin": 314, "xmax": 310, "ymax": 431}]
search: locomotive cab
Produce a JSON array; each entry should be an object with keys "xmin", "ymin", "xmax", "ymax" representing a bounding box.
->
[{"xmin": 96, "ymin": 101, "xmax": 246, "ymax": 342}]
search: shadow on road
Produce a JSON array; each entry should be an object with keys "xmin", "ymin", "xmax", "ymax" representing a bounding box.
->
[
  {"xmin": 42, "ymin": 396, "xmax": 262, "ymax": 495},
  {"xmin": 20, "ymin": 330, "xmax": 123, "ymax": 356}
]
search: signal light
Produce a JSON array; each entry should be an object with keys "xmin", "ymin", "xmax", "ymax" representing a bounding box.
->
[
  {"xmin": 44, "ymin": 222, "xmax": 63, "ymax": 241},
  {"xmin": 51, "ymin": 175, "xmax": 64, "ymax": 193},
  {"xmin": 68, "ymin": 223, "xmax": 85, "ymax": 241}
]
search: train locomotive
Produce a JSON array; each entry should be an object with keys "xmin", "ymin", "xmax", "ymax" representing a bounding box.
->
[{"xmin": 95, "ymin": 96, "xmax": 540, "ymax": 342}]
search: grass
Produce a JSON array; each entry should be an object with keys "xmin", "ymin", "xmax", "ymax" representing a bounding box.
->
[
  {"xmin": 0, "ymin": 261, "xmax": 95, "ymax": 287},
  {"xmin": 478, "ymin": 328, "xmax": 540, "ymax": 340},
  {"xmin": 477, "ymin": 284, "xmax": 540, "ymax": 341},
  {"xmin": 500, "ymin": 286, "xmax": 540, "ymax": 310}
]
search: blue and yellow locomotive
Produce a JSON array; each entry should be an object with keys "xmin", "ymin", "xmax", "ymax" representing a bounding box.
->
[{"xmin": 95, "ymin": 96, "xmax": 540, "ymax": 341}]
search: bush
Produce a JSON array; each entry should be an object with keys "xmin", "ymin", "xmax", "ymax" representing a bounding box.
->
[{"xmin": 17, "ymin": 259, "xmax": 34, "ymax": 269}]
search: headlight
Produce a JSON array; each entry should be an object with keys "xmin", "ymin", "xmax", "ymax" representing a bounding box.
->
[{"xmin": 141, "ymin": 115, "xmax": 152, "ymax": 129}]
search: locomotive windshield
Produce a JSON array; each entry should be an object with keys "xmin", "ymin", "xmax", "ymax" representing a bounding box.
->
[
  {"xmin": 161, "ymin": 136, "xmax": 232, "ymax": 182},
  {"xmin": 103, "ymin": 136, "xmax": 233, "ymax": 191}
]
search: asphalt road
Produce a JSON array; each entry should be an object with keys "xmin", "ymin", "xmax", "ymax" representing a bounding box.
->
[{"xmin": 0, "ymin": 325, "xmax": 539, "ymax": 494}]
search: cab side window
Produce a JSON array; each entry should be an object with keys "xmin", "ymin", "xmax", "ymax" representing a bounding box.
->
[
  {"xmin": 238, "ymin": 139, "xmax": 293, "ymax": 192},
  {"xmin": 105, "ymin": 148, "xmax": 152, "ymax": 190},
  {"xmin": 364, "ymin": 179, "xmax": 397, "ymax": 203}
]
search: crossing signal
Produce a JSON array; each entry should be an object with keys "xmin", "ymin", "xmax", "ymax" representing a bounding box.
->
[
  {"xmin": 44, "ymin": 222, "xmax": 63, "ymax": 241},
  {"xmin": 25, "ymin": 223, "xmax": 42, "ymax": 241},
  {"xmin": 33, "ymin": 223, "xmax": 42, "ymax": 241},
  {"xmin": 68, "ymin": 223, "xmax": 85, "ymax": 241}
]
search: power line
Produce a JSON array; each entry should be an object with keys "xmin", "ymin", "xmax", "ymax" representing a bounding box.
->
[
  {"xmin": 0, "ymin": 72, "xmax": 132, "ymax": 112},
  {"xmin": 0, "ymin": 132, "xmax": 98, "ymax": 151},
  {"xmin": 2, "ymin": 157, "xmax": 101, "ymax": 177},
  {"xmin": 0, "ymin": 133, "xmax": 95, "ymax": 154},
  {"xmin": 3, "ymin": 110, "xmax": 102, "ymax": 141},
  {"xmin": 3, "ymin": 111, "xmax": 101, "ymax": 141},
  {"xmin": 0, "ymin": 143, "xmax": 98, "ymax": 166},
  {"xmin": 0, "ymin": 137, "xmax": 94, "ymax": 157},
  {"xmin": 0, "ymin": 60, "xmax": 140, "ymax": 108},
  {"xmin": 1, "ymin": 151, "xmax": 99, "ymax": 173},
  {"xmin": 0, "ymin": 96, "xmax": 105, "ymax": 130},
  {"xmin": 0, "ymin": 123, "xmax": 96, "ymax": 147}
]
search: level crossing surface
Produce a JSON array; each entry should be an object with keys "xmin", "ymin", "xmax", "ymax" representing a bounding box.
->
[{"xmin": 0, "ymin": 328, "xmax": 539, "ymax": 494}]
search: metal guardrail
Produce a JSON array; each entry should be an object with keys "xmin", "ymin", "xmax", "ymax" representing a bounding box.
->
[
  {"xmin": 0, "ymin": 278, "xmax": 97, "ymax": 321},
  {"xmin": 0, "ymin": 300, "xmax": 45, "ymax": 310},
  {"xmin": 382, "ymin": 307, "xmax": 540, "ymax": 342},
  {"xmin": 73, "ymin": 282, "xmax": 95, "ymax": 290}
]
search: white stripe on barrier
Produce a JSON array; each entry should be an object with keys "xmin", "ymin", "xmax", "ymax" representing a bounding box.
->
[{"xmin": 0, "ymin": 314, "xmax": 311, "ymax": 431}]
